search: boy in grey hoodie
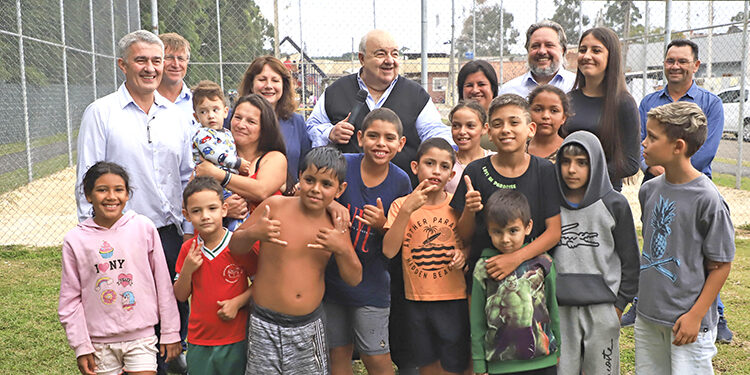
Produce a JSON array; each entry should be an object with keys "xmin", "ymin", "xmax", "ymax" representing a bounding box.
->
[{"xmin": 553, "ymin": 131, "xmax": 640, "ymax": 375}]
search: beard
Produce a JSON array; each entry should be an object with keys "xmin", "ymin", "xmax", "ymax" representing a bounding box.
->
[{"xmin": 529, "ymin": 57, "xmax": 561, "ymax": 78}]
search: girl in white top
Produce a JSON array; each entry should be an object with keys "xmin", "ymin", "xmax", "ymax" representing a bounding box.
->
[{"xmin": 445, "ymin": 100, "xmax": 494, "ymax": 193}]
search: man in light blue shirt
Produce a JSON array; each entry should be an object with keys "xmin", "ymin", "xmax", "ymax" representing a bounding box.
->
[
  {"xmin": 76, "ymin": 30, "xmax": 193, "ymax": 374},
  {"xmin": 638, "ymin": 39, "xmax": 723, "ymax": 180},
  {"xmin": 157, "ymin": 32, "xmax": 197, "ymax": 127},
  {"xmin": 499, "ymin": 20, "xmax": 576, "ymax": 97},
  {"xmin": 306, "ymin": 30, "xmax": 452, "ymax": 185}
]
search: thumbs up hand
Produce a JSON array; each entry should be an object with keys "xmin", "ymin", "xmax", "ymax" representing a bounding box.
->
[
  {"xmin": 464, "ymin": 175, "xmax": 483, "ymax": 213},
  {"xmin": 256, "ymin": 205, "xmax": 288, "ymax": 246},
  {"xmin": 355, "ymin": 197, "xmax": 387, "ymax": 230}
]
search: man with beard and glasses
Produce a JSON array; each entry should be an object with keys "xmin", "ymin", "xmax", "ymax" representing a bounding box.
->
[{"xmin": 499, "ymin": 20, "xmax": 576, "ymax": 97}]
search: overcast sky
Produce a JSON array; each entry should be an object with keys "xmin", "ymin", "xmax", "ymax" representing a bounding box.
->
[{"xmin": 252, "ymin": 0, "xmax": 747, "ymax": 57}]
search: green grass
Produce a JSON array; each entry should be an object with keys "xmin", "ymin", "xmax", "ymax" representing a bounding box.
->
[
  {"xmin": 713, "ymin": 172, "xmax": 750, "ymax": 191},
  {"xmin": 0, "ymin": 132, "xmax": 76, "ymax": 157},
  {"xmin": 0, "ymin": 153, "xmax": 71, "ymax": 195},
  {"xmin": 714, "ymin": 156, "xmax": 750, "ymax": 169},
  {"xmin": 2, "ymin": 241, "xmax": 749, "ymax": 374}
]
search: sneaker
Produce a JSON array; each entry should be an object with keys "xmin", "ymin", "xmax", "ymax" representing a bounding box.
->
[
  {"xmin": 716, "ymin": 316, "xmax": 734, "ymax": 344},
  {"xmin": 620, "ymin": 300, "xmax": 637, "ymax": 327}
]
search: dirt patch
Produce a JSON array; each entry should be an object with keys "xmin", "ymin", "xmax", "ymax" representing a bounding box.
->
[
  {"xmin": 0, "ymin": 167, "xmax": 78, "ymax": 247},
  {"xmin": 0, "ymin": 167, "xmax": 749, "ymax": 247}
]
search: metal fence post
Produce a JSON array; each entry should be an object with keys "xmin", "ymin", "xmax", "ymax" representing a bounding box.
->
[
  {"xmin": 641, "ymin": 1, "xmax": 649, "ymax": 99},
  {"xmin": 299, "ymin": 0, "xmax": 306, "ymax": 107},
  {"xmin": 498, "ymin": 0, "xmax": 504, "ymax": 86},
  {"xmin": 16, "ymin": 0, "xmax": 32, "ymax": 183},
  {"xmin": 708, "ymin": 1, "xmax": 713, "ymax": 78},
  {"xmin": 472, "ymin": 0, "xmax": 476, "ymax": 58},
  {"xmin": 60, "ymin": 0, "xmax": 73, "ymax": 167},
  {"xmin": 421, "ymin": 0, "xmax": 427, "ymax": 90},
  {"xmin": 737, "ymin": 0, "xmax": 749, "ymax": 189},
  {"xmin": 89, "ymin": 0, "xmax": 97, "ymax": 100},
  {"xmin": 110, "ymin": 0, "xmax": 117, "ymax": 90},
  {"xmin": 151, "ymin": 0, "xmax": 158, "ymax": 34},
  {"xmin": 664, "ymin": 0, "xmax": 672, "ymax": 52},
  {"xmin": 215, "ymin": 0, "xmax": 224, "ymax": 91}
]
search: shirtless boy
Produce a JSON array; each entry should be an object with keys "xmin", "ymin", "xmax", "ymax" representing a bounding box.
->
[{"xmin": 230, "ymin": 146, "xmax": 363, "ymax": 374}]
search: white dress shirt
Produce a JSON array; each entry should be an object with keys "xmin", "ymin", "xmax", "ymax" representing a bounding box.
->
[
  {"xmin": 499, "ymin": 68, "xmax": 577, "ymax": 98},
  {"xmin": 76, "ymin": 84, "xmax": 194, "ymax": 233}
]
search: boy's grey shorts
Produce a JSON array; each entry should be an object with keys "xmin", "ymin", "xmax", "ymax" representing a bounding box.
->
[
  {"xmin": 246, "ymin": 302, "xmax": 329, "ymax": 375},
  {"xmin": 323, "ymin": 302, "xmax": 390, "ymax": 356}
]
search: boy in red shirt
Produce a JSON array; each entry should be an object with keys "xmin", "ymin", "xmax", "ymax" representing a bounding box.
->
[{"xmin": 173, "ymin": 177, "xmax": 256, "ymax": 373}]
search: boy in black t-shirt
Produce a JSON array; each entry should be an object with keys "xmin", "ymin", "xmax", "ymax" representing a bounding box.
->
[{"xmin": 451, "ymin": 93, "xmax": 562, "ymax": 283}]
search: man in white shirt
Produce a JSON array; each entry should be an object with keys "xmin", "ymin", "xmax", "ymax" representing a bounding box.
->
[
  {"xmin": 76, "ymin": 30, "xmax": 193, "ymax": 375},
  {"xmin": 499, "ymin": 20, "xmax": 576, "ymax": 97},
  {"xmin": 157, "ymin": 32, "xmax": 196, "ymax": 124}
]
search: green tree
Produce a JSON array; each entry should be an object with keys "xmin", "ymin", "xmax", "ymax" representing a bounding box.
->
[
  {"xmin": 551, "ymin": 0, "xmax": 589, "ymax": 44},
  {"xmin": 602, "ymin": 1, "xmax": 642, "ymax": 35},
  {"xmin": 456, "ymin": 3, "xmax": 518, "ymax": 56},
  {"xmin": 732, "ymin": 11, "xmax": 749, "ymax": 22},
  {"xmin": 141, "ymin": 0, "xmax": 274, "ymax": 89}
]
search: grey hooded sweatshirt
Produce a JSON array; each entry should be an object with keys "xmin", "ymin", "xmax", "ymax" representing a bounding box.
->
[{"xmin": 553, "ymin": 131, "xmax": 640, "ymax": 311}]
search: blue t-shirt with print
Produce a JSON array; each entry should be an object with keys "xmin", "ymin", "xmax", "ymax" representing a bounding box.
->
[{"xmin": 324, "ymin": 153, "xmax": 413, "ymax": 308}]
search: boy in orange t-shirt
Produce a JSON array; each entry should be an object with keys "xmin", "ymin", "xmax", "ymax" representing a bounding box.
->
[{"xmin": 383, "ymin": 138, "xmax": 469, "ymax": 374}]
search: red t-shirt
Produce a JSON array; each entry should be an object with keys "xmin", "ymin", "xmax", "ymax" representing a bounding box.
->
[{"xmin": 176, "ymin": 230, "xmax": 257, "ymax": 345}]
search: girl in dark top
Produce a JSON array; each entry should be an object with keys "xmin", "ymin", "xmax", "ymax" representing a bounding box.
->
[
  {"xmin": 565, "ymin": 27, "xmax": 640, "ymax": 190},
  {"xmin": 527, "ymin": 85, "xmax": 571, "ymax": 163}
]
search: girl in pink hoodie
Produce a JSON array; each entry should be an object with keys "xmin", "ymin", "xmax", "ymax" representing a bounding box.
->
[{"xmin": 59, "ymin": 162, "xmax": 181, "ymax": 375}]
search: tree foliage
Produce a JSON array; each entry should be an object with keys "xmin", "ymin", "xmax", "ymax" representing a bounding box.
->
[
  {"xmin": 551, "ymin": 0, "xmax": 589, "ymax": 45},
  {"xmin": 602, "ymin": 0, "xmax": 642, "ymax": 35},
  {"xmin": 141, "ymin": 0, "xmax": 274, "ymax": 88},
  {"xmin": 456, "ymin": 3, "xmax": 518, "ymax": 56}
]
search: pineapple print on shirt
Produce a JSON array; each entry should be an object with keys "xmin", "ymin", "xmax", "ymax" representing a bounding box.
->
[{"xmin": 641, "ymin": 195, "xmax": 681, "ymax": 282}]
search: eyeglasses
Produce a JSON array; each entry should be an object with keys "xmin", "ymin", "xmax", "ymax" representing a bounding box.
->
[
  {"xmin": 165, "ymin": 54, "xmax": 189, "ymax": 63},
  {"xmin": 664, "ymin": 58, "xmax": 693, "ymax": 66}
]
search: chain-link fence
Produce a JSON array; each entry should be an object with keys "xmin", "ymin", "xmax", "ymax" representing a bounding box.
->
[{"xmin": 1, "ymin": 0, "xmax": 749, "ymax": 246}]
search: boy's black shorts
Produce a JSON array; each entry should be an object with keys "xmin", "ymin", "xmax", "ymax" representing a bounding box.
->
[{"xmin": 405, "ymin": 298, "xmax": 470, "ymax": 373}]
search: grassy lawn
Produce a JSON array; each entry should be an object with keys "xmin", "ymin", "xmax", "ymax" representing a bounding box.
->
[
  {"xmin": 0, "ymin": 132, "xmax": 76, "ymax": 158},
  {"xmin": 1, "ymin": 240, "xmax": 748, "ymax": 374},
  {"xmin": 713, "ymin": 172, "xmax": 750, "ymax": 191},
  {"xmin": 0, "ymin": 153, "xmax": 71, "ymax": 195}
]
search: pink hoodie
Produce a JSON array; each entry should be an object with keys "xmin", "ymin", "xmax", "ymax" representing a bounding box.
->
[{"xmin": 58, "ymin": 211, "xmax": 180, "ymax": 357}]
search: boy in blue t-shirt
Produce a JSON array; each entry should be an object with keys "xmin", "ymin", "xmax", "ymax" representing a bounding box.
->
[{"xmin": 324, "ymin": 108, "xmax": 413, "ymax": 374}]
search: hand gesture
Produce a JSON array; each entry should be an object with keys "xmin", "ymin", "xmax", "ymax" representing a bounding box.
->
[
  {"xmin": 254, "ymin": 205, "xmax": 288, "ymax": 246},
  {"xmin": 308, "ymin": 214, "xmax": 351, "ymax": 254},
  {"xmin": 181, "ymin": 239, "xmax": 203, "ymax": 275},
  {"xmin": 76, "ymin": 353, "xmax": 96, "ymax": 375},
  {"xmin": 485, "ymin": 252, "xmax": 522, "ymax": 281},
  {"xmin": 447, "ymin": 249, "xmax": 466, "ymax": 271},
  {"xmin": 672, "ymin": 311, "xmax": 701, "ymax": 346},
  {"xmin": 355, "ymin": 198, "xmax": 387, "ymax": 230},
  {"xmin": 238, "ymin": 157, "xmax": 252, "ymax": 176},
  {"xmin": 329, "ymin": 112, "xmax": 355, "ymax": 144},
  {"xmin": 216, "ymin": 299, "xmax": 240, "ymax": 321},
  {"xmin": 402, "ymin": 180, "xmax": 440, "ymax": 214},
  {"xmin": 225, "ymin": 194, "xmax": 249, "ymax": 219},
  {"xmin": 160, "ymin": 342, "xmax": 182, "ymax": 363},
  {"xmin": 464, "ymin": 176, "xmax": 483, "ymax": 213},
  {"xmin": 326, "ymin": 200, "xmax": 351, "ymax": 228}
]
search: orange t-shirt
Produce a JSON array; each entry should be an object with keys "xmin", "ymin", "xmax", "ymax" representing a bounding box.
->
[{"xmin": 385, "ymin": 193, "xmax": 467, "ymax": 301}]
